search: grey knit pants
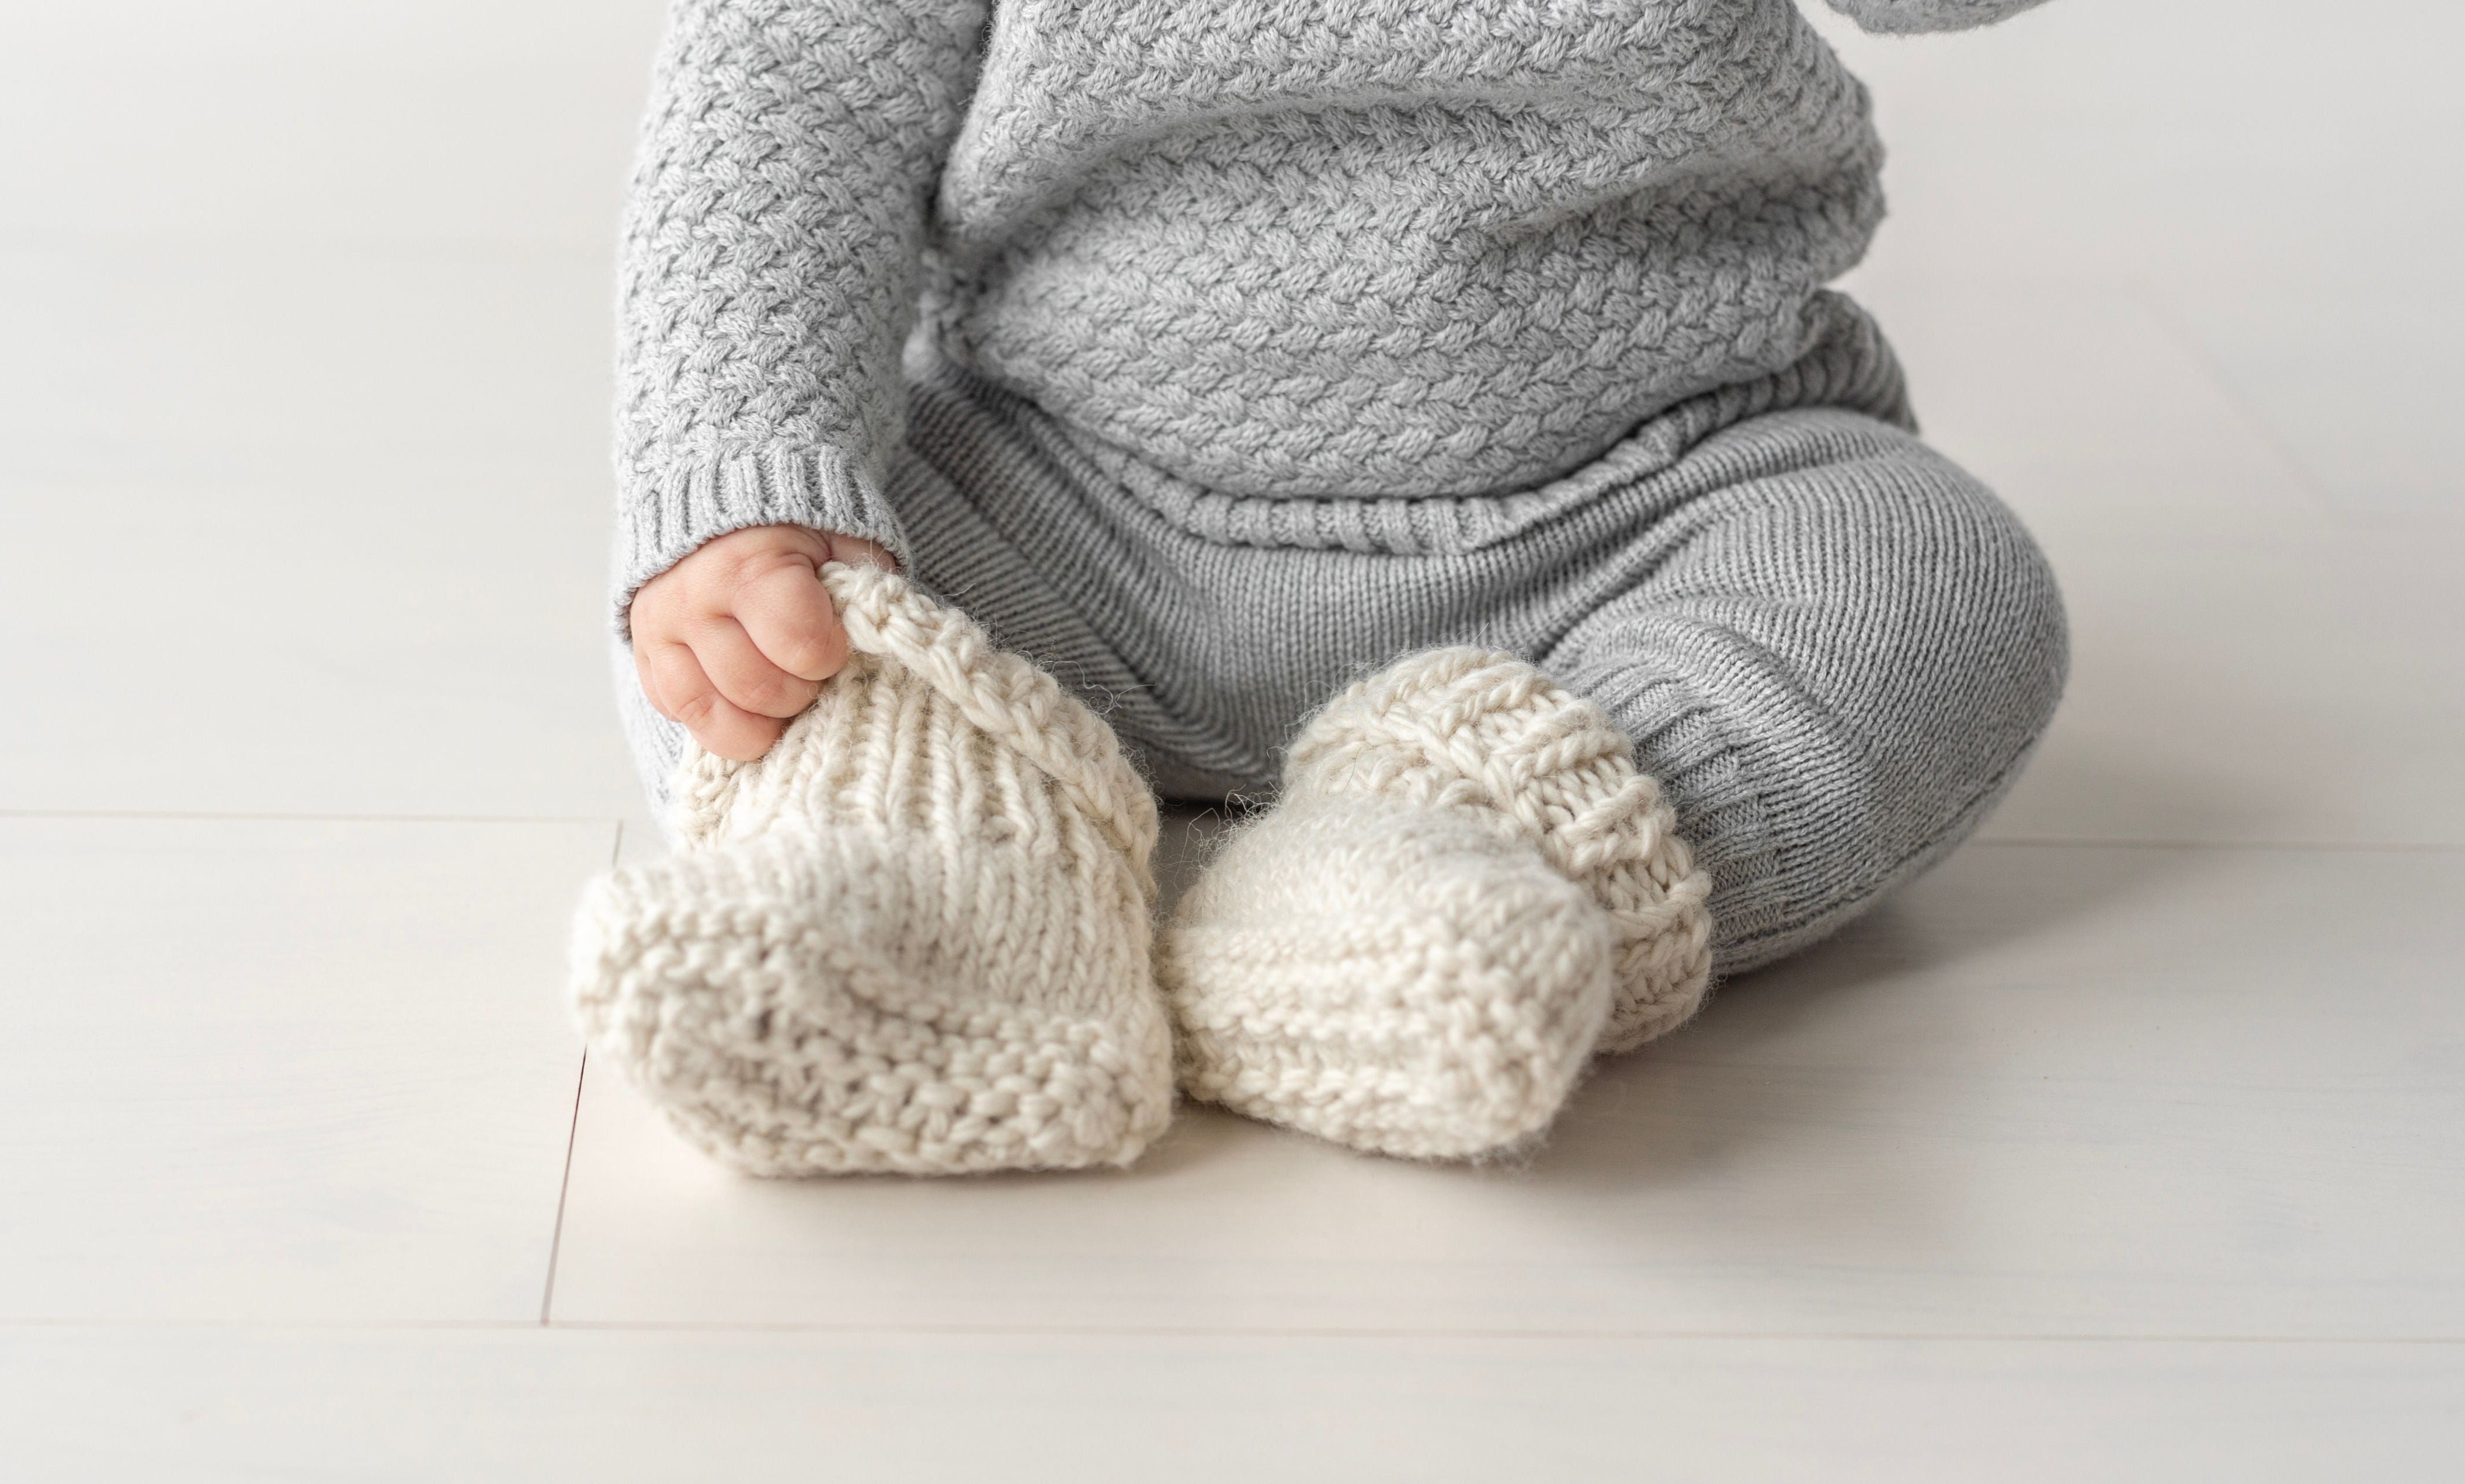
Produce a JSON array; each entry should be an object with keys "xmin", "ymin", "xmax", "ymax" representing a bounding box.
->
[{"xmin": 618, "ymin": 311, "xmax": 2068, "ymax": 976}]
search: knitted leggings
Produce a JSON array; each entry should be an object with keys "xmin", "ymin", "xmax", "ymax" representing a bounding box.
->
[{"xmin": 619, "ymin": 346, "xmax": 2068, "ymax": 976}]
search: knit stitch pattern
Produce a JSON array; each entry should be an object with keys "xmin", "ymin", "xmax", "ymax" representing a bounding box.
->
[
  {"xmin": 571, "ymin": 562, "xmax": 1174, "ymax": 1175},
  {"xmin": 934, "ymin": 0, "xmax": 1882, "ymax": 501},
  {"xmin": 613, "ymin": 0, "xmax": 986, "ymax": 618},
  {"xmin": 1288, "ymin": 649, "xmax": 1716, "ymax": 1052},
  {"xmin": 1160, "ymin": 796, "xmax": 1614, "ymax": 1160},
  {"xmin": 1157, "ymin": 647, "xmax": 1715, "ymax": 1158},
  {"xmin": 614, "ymin": 0, "xmax": 2051, "ymax": 612}
]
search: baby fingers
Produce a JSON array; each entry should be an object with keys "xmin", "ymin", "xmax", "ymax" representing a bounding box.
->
[
  {"xmin": 639, "ymin": 638, "xmax": 789, "ymax": 762},
  {"xmin": 733, "ymin": 559, "xmax": 849, "ymax": 681},
  {"xmin": 687, "ymin": 615, "xmax": 825, "ymax": 721}
]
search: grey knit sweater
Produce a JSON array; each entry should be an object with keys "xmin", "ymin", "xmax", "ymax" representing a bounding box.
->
[{"xmin": 612, "ymin": 0, "xmax": 2048, "ymax": 622}]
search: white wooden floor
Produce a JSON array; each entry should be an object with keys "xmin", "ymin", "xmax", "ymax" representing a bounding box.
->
[{"xmin": 4, "ymin": 2, "xmax": 2460, "ymax": 1478}]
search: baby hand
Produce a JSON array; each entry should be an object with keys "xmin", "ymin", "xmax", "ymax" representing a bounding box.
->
[{"xmin": 627, "ymin": 524, "xmax": 896, "ymax": 761}]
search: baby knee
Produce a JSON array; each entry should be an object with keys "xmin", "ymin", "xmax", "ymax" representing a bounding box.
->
[
  {"xmin": 1889, "ymin": 470, "xmax": 2070, "ymax": 763},
  {"xmin": 1710, "ymin": 451, "xmax": 2070, "ymax": 963}
]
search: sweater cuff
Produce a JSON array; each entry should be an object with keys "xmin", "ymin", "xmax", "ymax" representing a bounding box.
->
[{"xmin": 611, "ymin": 444, "xmax": 911, "ymax": 639}]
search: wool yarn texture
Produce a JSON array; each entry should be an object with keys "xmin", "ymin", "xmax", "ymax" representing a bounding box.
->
[
  {"xmin": 1159, "ymin": 648, "xmax": 1716, "ymax": 1159},
  {"xmin": 1291, "ymin": 649, "xmax": 1717, "ymax": 1053},
  {"xmin": 610, "ymin": 0, "xmax": 2050, "ymax": 614},
  {"xmin": 569, "ymin": 562, "xmax": 1175, "ymax": 1176}
]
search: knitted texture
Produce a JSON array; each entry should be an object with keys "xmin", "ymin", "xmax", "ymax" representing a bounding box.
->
[
  {"xmin": 571, "ymin": 562, "xmax": 1174, "ymax": 1175},
  {"xmin": 613, "ymin": 0, "xmax": 2054, "ymax": 619},
  {"xmin": 622, "ymin": 386, "xmax": 2070, "ymax": 977},
  {"xmin": 1159, "ymin": 797, "xmax": 1614, "ymax": 1160},
  {"xmin": 1156, "ymin": 647, "xmax": 1716, "ymax": 1158},
  {"xmin": 612, "ymin": 0, "xmax": 985, "ymax": 620},
  {"xmin": 1285, "ymin": 649, "xmax": 1716, "ymax": 1053}
]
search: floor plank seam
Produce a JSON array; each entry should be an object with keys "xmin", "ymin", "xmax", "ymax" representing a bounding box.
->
[
  {"xmin": 7, "ymin": 1318, "xmax": 2460, "ymax": 1346},
  {"xmin": 0, "ymin": 807, "xmax": 629, "ymax": 826},
  {"xmin": 537, "ymin": 1053, "xmax": 590, "ymax": 1328},
  {"xmin": 1972, "ymin": 836, "xmax": 2465, "ymax": 855}
]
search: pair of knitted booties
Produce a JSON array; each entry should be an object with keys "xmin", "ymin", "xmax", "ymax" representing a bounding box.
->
[{"xmin": 569, "ymin": 564, "xmax": 1712, "ymax": 1174}]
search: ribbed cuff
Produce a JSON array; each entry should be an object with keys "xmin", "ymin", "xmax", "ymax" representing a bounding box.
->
[
  {"xmin": 611, "ymin": 444, "xmax": 912, "ymax": 639},
  {"xmin": 1573, "ymin": 661, "xmax": 1788, "ymax": 969}
]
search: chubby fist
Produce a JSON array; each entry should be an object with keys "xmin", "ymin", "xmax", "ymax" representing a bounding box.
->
[{"xmin": 627, "ymin": 524, "xmax": 896, "ymax": 761}]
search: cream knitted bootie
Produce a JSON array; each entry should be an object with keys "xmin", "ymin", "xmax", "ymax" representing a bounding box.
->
[
  {"xmin": 1157, "ymin": 648, "xmax": 1714, "ymax": 1160},
  {"xmin": 570, "ymin": 563, "xmax": 1174, "ymax": 1176}
]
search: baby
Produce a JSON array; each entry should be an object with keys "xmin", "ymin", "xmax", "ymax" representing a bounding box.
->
[{"xmin": 571, "ymin": 0, "xmax": 2068, "ymax": 1173}]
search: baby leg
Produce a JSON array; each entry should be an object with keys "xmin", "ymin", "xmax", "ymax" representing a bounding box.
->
[
  {"xmin": 1164, "ymin": 411, "xmax": 2068, "ymax": 1155},
  {"xmin": 1542, "ymin": 420, "xmax": 2070, "ymax": 975}
]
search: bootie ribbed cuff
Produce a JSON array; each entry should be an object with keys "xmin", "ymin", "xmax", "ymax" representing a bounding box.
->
[{"xmin": 1287, "ymin": 648, "xmax": 1715, "ymax": 1051}]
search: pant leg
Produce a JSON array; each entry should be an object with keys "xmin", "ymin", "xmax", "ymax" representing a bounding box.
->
[
  {"xmin": 1541, "ymin": 414, "xmax": 2068, "ymax": 974},
  {"xmin": 878, "ymin": 376, "xmax": 2069, "ymax": 977}
]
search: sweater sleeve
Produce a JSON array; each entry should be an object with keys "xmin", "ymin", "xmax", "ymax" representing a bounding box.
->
[
  {"xmin": 611, "ymin": 0, "xmax": 985, "ymax": 633},
  {"xmin": 1821, "ymin": 0, "xmax": 2052, "ymax": 33}
]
